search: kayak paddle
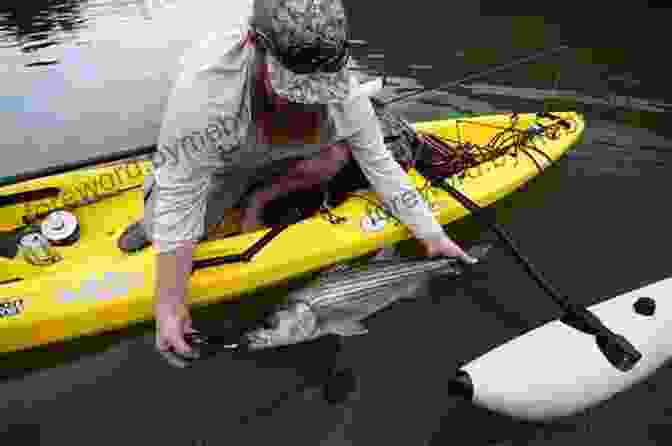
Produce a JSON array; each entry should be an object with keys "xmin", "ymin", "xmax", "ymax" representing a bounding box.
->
[{"xmin": 434, "ymin": 179, "xmax": 642, "ymax": 372}]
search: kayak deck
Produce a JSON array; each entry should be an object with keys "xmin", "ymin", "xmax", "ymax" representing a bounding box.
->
[{"xmin": 0, "ymin": 111, "xmax": 585, "ymax": 354}]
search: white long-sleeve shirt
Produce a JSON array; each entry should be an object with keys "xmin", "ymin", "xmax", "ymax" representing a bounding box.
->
[{"xmin": 147, "ymin": 22, "xmax": 447, "ymax": 254}]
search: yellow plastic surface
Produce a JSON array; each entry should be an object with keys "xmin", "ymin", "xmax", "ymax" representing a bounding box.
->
[{"xmin": 0, "ymin": 112, "xmax": 585, "ymax": 354}]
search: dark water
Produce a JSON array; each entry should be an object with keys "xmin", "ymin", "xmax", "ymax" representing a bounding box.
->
[{"xmin": 1, "ymin": 1, "xmax": 672, "ymax": 445}]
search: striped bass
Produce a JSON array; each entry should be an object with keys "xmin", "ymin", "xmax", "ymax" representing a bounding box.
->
[{"xmin": 243, "ymin": 244, "xmax": 491, "ymax": 350}]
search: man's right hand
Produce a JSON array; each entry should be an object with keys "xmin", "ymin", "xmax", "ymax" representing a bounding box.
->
[
  {"xmin": 155, "ymin": 302, "xmax": 198, "ymax": 361},
  {"xmin": 153, "ymin": 242, "xmax": 199, "ymax": 366}
]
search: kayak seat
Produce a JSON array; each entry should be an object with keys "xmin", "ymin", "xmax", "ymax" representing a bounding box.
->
[
  {"xmin": 116, "ymin": 166, "xmax": 368, "ymax": 254},
  {"xmin": 260, "ymin": 157, "xmax": 369, "ymax": 227}
]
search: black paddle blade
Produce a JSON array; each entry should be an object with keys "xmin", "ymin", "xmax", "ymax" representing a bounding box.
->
[
  {"xmin": 596, "ymin": 332, "xmax": 642, "ymax": 373},
  {"xmin": 562, "ymin": 307, "xmax": 642, "ymax": 372}
]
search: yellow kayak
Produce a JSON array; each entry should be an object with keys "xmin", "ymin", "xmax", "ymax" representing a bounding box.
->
[{"xmin": 0, "ymin": 111, "xmax": 585, "ymax": 354}]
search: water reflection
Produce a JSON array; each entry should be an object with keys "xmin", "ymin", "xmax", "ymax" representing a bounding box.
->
[
  {"xmin": 0, "ymin": 0, "xmax": 177, "ymax": 62},
  {"xmin": 0, "ymin": 0, "xmax": 86, "ymax": 58},
  {"xmin": 0, "ymin": 0, "xmax": 668, "ymax": 179}
]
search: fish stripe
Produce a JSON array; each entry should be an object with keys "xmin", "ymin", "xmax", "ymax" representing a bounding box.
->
[{"xmin": 305, "ymin": 257, "xmax": 459, "ymax": 307}]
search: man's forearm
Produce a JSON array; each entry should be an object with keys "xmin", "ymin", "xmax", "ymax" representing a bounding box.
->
[{"xmin": 154, "ymin": 241, "xmax": 196, "ymax": 312}]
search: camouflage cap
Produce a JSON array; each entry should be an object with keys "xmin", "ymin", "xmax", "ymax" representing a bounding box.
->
[{"xmin": 259, "ymin": 0, "xmax": 353, "ymax": 104}]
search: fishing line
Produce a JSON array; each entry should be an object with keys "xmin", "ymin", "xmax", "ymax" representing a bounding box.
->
[{"xmin": 381, "ymin": 45, "xmax": 570, "ymax": 106}]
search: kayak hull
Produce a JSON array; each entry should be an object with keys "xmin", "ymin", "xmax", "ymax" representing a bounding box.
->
[{"xmin": 0, "ymin": 112, "xmax": 585, "ymax": 354}]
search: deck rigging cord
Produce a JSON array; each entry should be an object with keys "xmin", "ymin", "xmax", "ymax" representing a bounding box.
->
[{"xmin": 343, "ymin": 113, "xmax": 577, "ymax": 227}]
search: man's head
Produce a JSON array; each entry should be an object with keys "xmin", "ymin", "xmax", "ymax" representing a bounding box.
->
[{"xmin": 250, "ymin": 0, "xmax": 353, "ymax": 105}]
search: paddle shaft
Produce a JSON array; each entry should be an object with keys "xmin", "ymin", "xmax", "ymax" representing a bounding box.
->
[
  {"xmin": 435, "ymin": 181, "xmax": 642, "ymax": 370},
  {"xmin": 439, "ymin": 180, "xmax": 605, "ymax": 315}
]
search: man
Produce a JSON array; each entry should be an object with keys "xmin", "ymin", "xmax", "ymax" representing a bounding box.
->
[{"xmin": 120, "ymin": 0, "xmax": 477, "ymax": 359}]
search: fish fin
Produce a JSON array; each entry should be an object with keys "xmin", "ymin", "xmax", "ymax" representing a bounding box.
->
[
  {"xmin": 312, "ymin": 263, "xmax": 354, "ymax": 287},
  {"xmin": 432, "ymin": 264, "xmax": 463, "ymax": 278},
  {"xmin": 318, "ymin": 245, "xmax": 398, "ymax": 276},
  {"xmin": 396, "ymin": 279, "xmax": 427, "ymax": 299},
  {"xmin": 327, "ymin": 321, "xmax": 369, "ymax": 337},
  {"xmin": 319, "ymin": 246, "xmax": 399, "ymax": 280},
  {"xmin": 320, "ymin": 262, "xmax": 353, "ymax": 276}
]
